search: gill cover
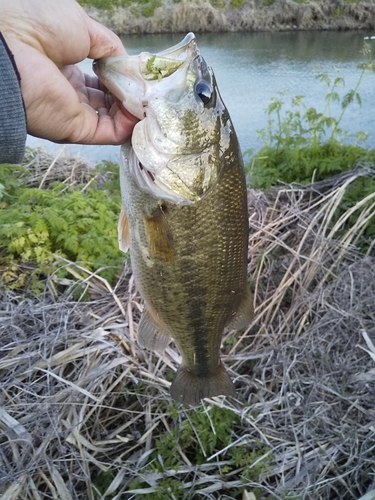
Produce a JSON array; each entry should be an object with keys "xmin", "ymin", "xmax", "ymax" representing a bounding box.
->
[{"xmin": 93, "ymin": 33, "xmax": 230, "ymax": 205}]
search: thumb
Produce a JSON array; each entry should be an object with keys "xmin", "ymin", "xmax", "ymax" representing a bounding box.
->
[{"xmin": 86, "ymin": 17, "xmax": 127, "ymax": 59}]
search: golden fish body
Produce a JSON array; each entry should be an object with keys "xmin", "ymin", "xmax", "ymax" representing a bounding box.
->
[{"xmin": 94, "ymin": 33, "xmax": 253, "ymax": 405}]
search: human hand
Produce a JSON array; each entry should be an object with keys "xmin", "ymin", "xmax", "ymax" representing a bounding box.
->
[{"xmin": 0, "ymin": 0, "xmax": 138, "ymax": 145}]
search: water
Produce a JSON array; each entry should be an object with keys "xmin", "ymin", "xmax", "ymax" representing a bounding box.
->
[{"xmin": 27, "ymin": 30, "xmax": 375, "ymax": 164}]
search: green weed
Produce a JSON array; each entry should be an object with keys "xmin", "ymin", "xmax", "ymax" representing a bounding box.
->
[
  {"xmin": 246, "ymin": 53, "xmax": 375, "ymax": 188},
  {"xmin": 245, "ymin": 44, "xmax": 375, "ymax": 251},
  {"xmin": 230, "ymin": 0, "xmax": 247, "ymax": 9},
  {"xmin": 125, "ymin": 402, "xmax": 272, "ymax": 499},
  {"xmin": 77, "ymin": 0, "xmax": 122, "ymax": 10},
  {"xmin": 141, "ymin": 0, "xmax": 161, "ymax": 17},
  {"xmin": 0, "ymin": 160, "xmax": 126, "ymax": 289}
]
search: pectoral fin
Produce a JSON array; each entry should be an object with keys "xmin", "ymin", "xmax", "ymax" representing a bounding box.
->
[
  {"xmin": 138, "ymin": 308, "xmax": 171, "ymax": 352},
  {"xmin": 144, "ymin": 205, "xmax": 176, "ymax": 261},
  {"xmin": 118, "ymin": 207, "xmax": 130, "ymax": 253},
  {"xmin": 226, "ymin": 286, "xmax": 254, "ymax": 330}
]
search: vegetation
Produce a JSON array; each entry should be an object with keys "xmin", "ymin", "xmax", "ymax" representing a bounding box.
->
[
  {"xmin": 77, "ymin": 0, "xmax": 162, "ymax": 18},
  {"xmin": 0, "ymin": 153, "xmax": 126, "ymax": 289},
  {"xmin": 1, "ymin": 20, "xmax": 375, "ymax": 500},
  {"xmin": 115, "ymin": 403, "xmax": 271, "ymax": 499},
  {"xmin": 2, "ymin": 164, "xmax": 375, "ymax": 499},
  {"xmin": 245, "ymin": 46, "xmax": 375, "ymax": 249}
]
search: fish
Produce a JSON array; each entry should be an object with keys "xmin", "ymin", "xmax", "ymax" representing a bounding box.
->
[{"xmin": 93, "ymin": 33, "xmax": 253, "ymax": 405}]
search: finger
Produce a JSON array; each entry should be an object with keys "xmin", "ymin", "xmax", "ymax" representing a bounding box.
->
[
  {"xmin": 86, "ymin": 17, "xmax": 127, "ymax": 59},
  {"xmin": 84, "ymin": 74, "xmax": 102, "ymax": 90},
  {"xmin": 74, "ymin": 104, "xmax": 137, "ymax": 145},
  {"xmin": 84, "ymin": 74, "xmax": 113, "ymax": 96},
  {"xmin": 107, "ymin": 101, "xmax": 138, "ymax": 124},
  {"xmin": 85, "ymin": 87, "xmax": 112, "ymax": 110}
]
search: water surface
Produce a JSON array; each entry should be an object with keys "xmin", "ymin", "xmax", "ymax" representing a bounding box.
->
[{"xmin": 27, "ymin": 30, "xmax": 375, "ymax": 164}]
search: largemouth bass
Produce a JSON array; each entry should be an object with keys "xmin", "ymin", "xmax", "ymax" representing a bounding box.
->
[{"xmin": 93, "ymin": 33, "xmax": 253, "ymax": 405}]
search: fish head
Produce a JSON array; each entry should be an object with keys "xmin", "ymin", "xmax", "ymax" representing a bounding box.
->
[{"xmin": 93, "ymin": 33, "xmax": 232, "ymax": 204}]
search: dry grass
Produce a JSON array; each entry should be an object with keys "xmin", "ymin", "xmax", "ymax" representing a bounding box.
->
[
  {"xmin": 1, "ymin": 156, "xmax": 375, "ymax": 499},
  {"xmin": 88, "ymin": 0, "xmax": 375, "ymax": 35}
]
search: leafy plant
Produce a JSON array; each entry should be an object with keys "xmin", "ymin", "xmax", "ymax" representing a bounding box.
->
[
  {"xmin": 248, "ymin": 40, "xmax": 375, "ymax": 184},
  {"xmin": 230, "ymin": 0, "xmax": 247, "ymax": 9},
  {"xmin": 245, "ymin": 43, "xmax": 375, "ymax": 251},
  {"xmin": 126, "ymin": 402, "xmax": 272, "ymax": 499},
  {"xmin": 141, "ymin": 0, "xmax": 161, "ymax": 17},
  {"xmin": 246, "ymin": 46, "xmax": 375, "ymax": 188},
  {"xmin": 0, "ymin": 160, "xmax": 126, "ymax": 288}
]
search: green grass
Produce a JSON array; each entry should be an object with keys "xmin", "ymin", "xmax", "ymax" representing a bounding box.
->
[
  {"xmin": 246, "ymin": 49, "xmax": 375, "ymax": 188},
  {"xmin": 77, "ymin": 0, "xmax": 250, "ymax": 12}
]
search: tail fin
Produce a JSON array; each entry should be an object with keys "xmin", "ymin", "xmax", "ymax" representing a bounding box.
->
[{"xmin": 170, "ymin": 362, "xmax": 236, "ymax": 405}]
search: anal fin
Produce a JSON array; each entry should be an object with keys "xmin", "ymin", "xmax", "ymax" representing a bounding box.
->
[
  {"xmin": 138, "ymin": 308, "xmax": 171, "ymax": 353},
  {"xmin": 226, "ymin": 286, "xmax": 254, "ymax": 330},
  {"xmin": 118, "ymin": 207, "xmax": 130, "ymax": 253}
]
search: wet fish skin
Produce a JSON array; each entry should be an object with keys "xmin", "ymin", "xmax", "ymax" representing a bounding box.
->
[{"xmin": 94, "ymin": 33, "xmax": 253, "ymax": 405}]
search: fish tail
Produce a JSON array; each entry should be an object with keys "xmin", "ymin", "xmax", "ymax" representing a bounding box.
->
[{"xmin": 170, "ymin": 362, "xmax": 236, "ymax": 405}]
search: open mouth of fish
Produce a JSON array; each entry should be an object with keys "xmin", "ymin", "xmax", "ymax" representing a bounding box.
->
[{"xmin": 93, "ymin": 33, "xmax": 215, "ymax": 204}]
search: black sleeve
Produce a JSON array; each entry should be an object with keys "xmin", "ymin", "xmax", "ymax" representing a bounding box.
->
[{"xmin": 0, "ymin": 32, "xmax": 27, "ymax": 164}]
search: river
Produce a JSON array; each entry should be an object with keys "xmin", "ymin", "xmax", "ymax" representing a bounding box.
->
[{"xmin": 27, "ymin": 30, "xmax": 375, "ymax": 164}]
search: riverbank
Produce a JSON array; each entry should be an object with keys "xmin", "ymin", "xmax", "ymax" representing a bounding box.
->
[
  {"xmin": 1, "ymin": 149, "xmax": 375, "ymax": 499},
  {"xmin": 82, "ymin": 0, "xmax": 375, "ymax": 35}
]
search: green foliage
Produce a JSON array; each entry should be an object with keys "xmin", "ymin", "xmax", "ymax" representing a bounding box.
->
[
  {"xmin": 151, "ymin": 403, "xmax": 237, "ymax": 468},
  {"xmin": 230, "ymin": 0, "xmax": 247, "ymax": 9},
  {"xmin": 92, "ymin": 470, "xmax": 117, "ymax": 499},
  {"xmin": 332, "ymin": 7, "xmax": 344, "ymax": 17},
  {"xmin": 263, "ymin": 0, "xmax": 275, "ymax": 5},
  {"xmin": 77, "ymin": 0, "xmax": 122, "ymax": 9},
  {"xmin": 141, "ymin": 0, "xmax": 161, "ymax": 17},
  {"xmin": 0, "ymin": 160, "xmax": 126, "ymax": 288},
  {"xmin": 245, "ymin": 50, "xmax": 375, "ymax": 252},
  {"xmin": 127, "ymin": 402, "xmax": 271, "ymax": 499},
  {"xmin": 77, "ymin": 0, "xmax": 161, "ymax": 15},
  {"xmin": 246, "ymin": 58, "xmax": 375, "ymax": 188}
]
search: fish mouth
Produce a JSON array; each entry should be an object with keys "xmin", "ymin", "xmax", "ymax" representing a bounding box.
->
[
  {"xmin": 93, "ymin": 33, "xmax": 207, "ymax": 205},
  {"xmin": 92, "ymin": 32, "xmax": 197, "ymax": 94},
  {"xmin": 139, "ymin": 32, "xmax": 196, "ymax": 81}
]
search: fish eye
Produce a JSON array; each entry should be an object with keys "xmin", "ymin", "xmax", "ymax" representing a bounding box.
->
[{"xmin": 195, "ymin": 82, "xmax": 212, "ymax": 106}]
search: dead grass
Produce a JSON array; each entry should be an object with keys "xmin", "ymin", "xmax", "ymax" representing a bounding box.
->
[
  {"xmin": 1, "ymin": 154, "xmax": 375, "ymax": 499},
  {"xmin": 86, "ymin": 0, "xmax": 375, "ymax": 35}
]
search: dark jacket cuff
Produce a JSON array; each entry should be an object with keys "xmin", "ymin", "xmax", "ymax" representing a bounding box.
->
[{"xmin": 0, "ymin": 32, "xmax": 27, "ymax": 164}]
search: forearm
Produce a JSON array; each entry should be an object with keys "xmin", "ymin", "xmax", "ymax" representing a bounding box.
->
[{"xmin": 0, "ymin": 32, "xmax": 27, "ymax": 164}]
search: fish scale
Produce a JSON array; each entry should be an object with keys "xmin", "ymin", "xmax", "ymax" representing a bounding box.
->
[{"xmin": 94, "ymin": 33, "xmax": 254, "ymax": 405}]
